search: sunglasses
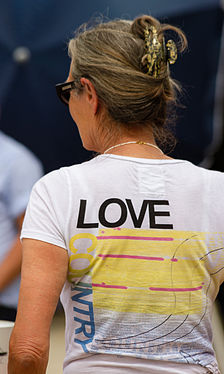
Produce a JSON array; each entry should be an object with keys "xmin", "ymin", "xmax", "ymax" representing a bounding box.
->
[{"xmin": 55, "ymin": 80, "xmax": 77, "ymax": 105}]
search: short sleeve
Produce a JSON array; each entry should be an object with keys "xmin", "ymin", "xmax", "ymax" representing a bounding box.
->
[
  {"xmin": 21, "ymin": 170, "xmax": 68, "ymax": 250},
  {"xmin": 6, "ymin": 149, "xmax": 43, "ymax": 218}
]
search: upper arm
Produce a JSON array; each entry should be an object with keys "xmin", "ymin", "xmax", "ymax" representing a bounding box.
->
[{"xmin": 11, "ymin": 238, "xmax": 68, "ymax": 354}]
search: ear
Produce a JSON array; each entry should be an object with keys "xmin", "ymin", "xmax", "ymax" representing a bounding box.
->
[{"xmin": 80, "ymin": 77, "xmax": 99, "ymax": 115}]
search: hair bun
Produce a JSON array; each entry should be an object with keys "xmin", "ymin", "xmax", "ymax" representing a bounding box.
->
[
  {"xmin": 131, "ymin": 15, "xmax": 187, "ymax": 53},
  {"xmin": 131, "ymin": 15, "xmax": 161, "ymax": 40}
]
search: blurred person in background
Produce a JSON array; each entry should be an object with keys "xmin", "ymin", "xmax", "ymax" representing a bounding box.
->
[
  {"xmin": 0, "ymin": 129, "xmax": 43, "ymax": 321},
  {"xmin": 9, "ymin": 14, "xmax": 224, "ymax": 374}
]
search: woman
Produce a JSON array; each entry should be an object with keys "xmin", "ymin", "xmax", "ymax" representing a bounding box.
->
[{"xmin": 8, "ymin": 15, "xmax": 223, "ymax": 374}]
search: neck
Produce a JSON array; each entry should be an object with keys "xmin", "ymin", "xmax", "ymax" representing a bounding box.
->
[{"xmin": 102, "ymin": 139, "xmax": 172, "ymax": 160}]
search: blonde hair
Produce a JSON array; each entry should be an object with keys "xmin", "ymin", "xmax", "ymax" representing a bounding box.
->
[{"xmin": 68, "ymin": 15, "xmax": 187, "ymax": 149}]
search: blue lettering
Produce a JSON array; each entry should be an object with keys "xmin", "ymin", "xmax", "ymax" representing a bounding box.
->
[
  {"xmin": 72, "ymin": 286, "xmax": 92, "ymax": 299},
  {"xmin": 74, "ymin": 317, "xmax": 95, "ymax": 338},
  {"xmin": 71, "ymin": 286, "xmax": 95, "ymax": 352},
  {"xmin": 74, "ymin": 338, "xmax": 93, "ymax": 353}
]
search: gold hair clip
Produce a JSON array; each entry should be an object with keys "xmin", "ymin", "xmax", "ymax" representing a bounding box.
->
[
  {"xmin": 144, "ymin": 26, "xmax": 164, "ymax": 78},
  {"xmin": 166, "ymin": 39, "xmax": 177, "ymax": 65},
  {"xmin": 144, "ymin": 26, "xmax": 177, "ymax": 77}
]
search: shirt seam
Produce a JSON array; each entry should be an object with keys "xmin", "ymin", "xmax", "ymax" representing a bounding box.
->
[
  {"xmin": 98, "ymin": 154, "xmax": 189, "ymax": 165},
  {"xmin": 21, "ymin": 229, "xmax": 67, "ymax": 249}
]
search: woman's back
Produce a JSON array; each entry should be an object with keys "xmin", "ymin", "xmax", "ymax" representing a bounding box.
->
[{"xmin": 22, "ymin": 154, "xmax": 224, "ymax": 373}]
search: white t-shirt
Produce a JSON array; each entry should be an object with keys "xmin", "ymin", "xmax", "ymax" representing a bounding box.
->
[{"xmin": 21, "ymin": 154, "xmax": 224, "ymax": 374}]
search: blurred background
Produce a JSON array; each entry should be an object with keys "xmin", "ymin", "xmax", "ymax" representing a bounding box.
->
[{"xmin": 0, "ymin": 0, "xmax": 223, "ymax": 373}]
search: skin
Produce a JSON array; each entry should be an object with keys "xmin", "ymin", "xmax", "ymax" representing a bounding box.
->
[
  {"xmin": 8, "ymin": 65, "xmax": 171, "ymax": 374},
  {"xmin": 8, "ymin": 239, "xmax": 68, "ymax": 374}
]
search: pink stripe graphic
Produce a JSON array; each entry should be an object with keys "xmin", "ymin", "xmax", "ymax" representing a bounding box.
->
[
  {"xmin": 98, "ymin": 254, "xmax": 164, "ymax": 261},
  {"xmin": 92, "ymin": 283, "xmax": 203, "ymax": 292},
  {"xmin": 149, "ymin": 286, "xmax": 203, "ymax": 292},
  {"xmin": 92, "ymin": 283, "xmax": 127, "ymax": 290},
  {"xmin": 97, "ymin": 236, "xmax": 173, "ymax": 241}
]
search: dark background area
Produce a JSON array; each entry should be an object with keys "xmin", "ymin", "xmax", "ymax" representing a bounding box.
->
[
  {"xmin": 0, "ymin": 0, "xmax": 224, "ymax": 313},
  {"xmin": 0, "ymin": 0, "xmax": 223, "ymax": 172}
]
